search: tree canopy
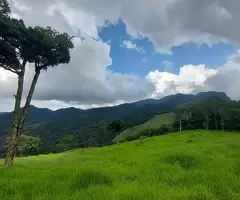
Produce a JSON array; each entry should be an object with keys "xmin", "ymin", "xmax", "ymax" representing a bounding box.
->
[
  {"xmin": 0, "ymin": 0, "xmax": 10, "ymax": 16},
  {"xmin": 173, "ymin": 99, "xmax": 240, "ymax": 131},
  {"xmin": 25, "ymin": 26, "xmax": 74, "ymax": 71}
]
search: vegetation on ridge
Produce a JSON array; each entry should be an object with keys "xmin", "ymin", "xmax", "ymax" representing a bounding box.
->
[{"xmin": 114, "ymin": 113, "xmax": 174, "ymax": 143}]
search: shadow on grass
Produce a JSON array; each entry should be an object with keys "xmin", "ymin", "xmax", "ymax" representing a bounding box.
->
[
  {"xmin": 164, "ymin": 152, "xmax": 201, "ymax": 170},
  {"xmin": 70, "ymin": 170, "xmax": 112, "ymax": 191}
]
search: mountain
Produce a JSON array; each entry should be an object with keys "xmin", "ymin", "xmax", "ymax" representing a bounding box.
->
[{"xmin": 0, "ymin": 91, "xmax": 230, "ymax": 154}]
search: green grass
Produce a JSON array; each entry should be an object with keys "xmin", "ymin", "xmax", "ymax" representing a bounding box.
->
[
  {"xmin": 114, "ymin": 113, "xmax": 174, "ymax": 142},
  {"xmin": 1, "ymin": 130, "xmax": 240, "ymax": 200}
]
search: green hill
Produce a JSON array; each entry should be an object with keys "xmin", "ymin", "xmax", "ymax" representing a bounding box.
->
[
  {"xmin": 1, "ymin": 131, "xmax": 240, "ymax": 200},
  {"xmin": 114, "ymin": 112, "xmax": 174, "ymax": 143},
  {"xmin": 0, "ymin": 91, "xmax": 230, "ymax": 155}
]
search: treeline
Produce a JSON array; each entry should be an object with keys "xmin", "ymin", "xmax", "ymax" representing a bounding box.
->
[
  {"xmin": 173, "ymin": 98, "xmax": 240, "ymax": 132},
  {"xmin": 121, "ymin": 98, "xmax": 240, "ymax": 143}
]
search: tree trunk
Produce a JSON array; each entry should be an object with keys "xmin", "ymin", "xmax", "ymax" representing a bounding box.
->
[
  {"xmin": 17, "ymin": 70, "xmax": 40, "ymax": 138},
  {"xmin": 221, "ymin": 116, "xmax": 225, "ymax": 132},
  {"xmin": 180, "ymin": 119, "xmax": 182, "ymax": 132},
  {"xmin": 5, "ymin": 63, "xmax": 26, "ymax": 168},
  {"xmin": 204, "ymin": 115, "xmax": 209, "ymax": 130},
  {"xmin": 214, "ymin": 113, "xmax": 218, "ymax": 130}
]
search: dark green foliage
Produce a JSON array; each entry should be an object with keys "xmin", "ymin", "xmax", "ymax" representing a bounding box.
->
[
  {"xmin": 173, "ymin": 99, "xmax": 240, "ymax": 131},
  {"xmin": 107, "ymin": 120, "xmax": 125, "ymax": 133},
  {"xmin": 56, "ymin": 134, "xmax": 77, "ymax": 152},
  {"xmin": 0, "ymin": 7, "xmax": 27, "ymax": 73},
  {"xmin": 0, "ymin": 0, "xmax": 10, "ymax": 16},
  {"xmin": 25, "ymin": 26, "xmax": 74, "ymax": 71},
  {"xmin": 17, "ymin": 135, "xmax": 43, "ymax": 156},
  {"xmin": 77, "ymin": 122, "xmax": 119, "ymax": 148},
  {"xmin": 4, "ymin": 135, "xmax": 43, "ymax": 157}
]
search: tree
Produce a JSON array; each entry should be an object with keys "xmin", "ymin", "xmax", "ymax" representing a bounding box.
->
[
  {"xmin": 208, "ymin": 97, "xmax": 226, "ymax": 130},
  {"xmin": 217, "ymin": 103, "xmax": 227, "ymax": 132},
  {"xmin": 56, "ymin": 134, "xmax": 77, "ymax": 152},
  {"xmin": 17, "ymin": 26, "xmax": 74, "ymax": 141},
  {"xmin": 107, "ymin": 120, "xmax": 125, "ymax": 134},
  {"xmin": 5, "ymin": 135, "xmax": 43, "ymax": 157},
  {"xmin": 17, "ymin": 135, "xmax": 43, "ymax": 157},
  {"xmin": 1, "ymin": 1, "xmax": 30, "ymax": 168},
  {"xmin": 197, "ymin": 102, "xmax": 212, "ymax": 130},
  {"xmin": 107, "ymin": 120, "xmax": 125, "ymax": 144},
  {"xmin": 174, "ymin": 104, "xmax": 192, "ymax": 132},
  {"xmin": 2, "ymin": 1, "xmax": 74, "ymax": 167}
]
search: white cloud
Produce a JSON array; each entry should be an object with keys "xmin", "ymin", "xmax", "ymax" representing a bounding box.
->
[
  {"xmin": 10, "ymin": 0, "xmax": 240, "ymax": 54},
  {"xmin": 121, "ymin": 40, "xmax": 145, "ymax": 54},
  {"xmin": 147, "ymin": 50, "xmax": 240, "ymax": 100},
  {"xmin": 146, "ymin": 64, "xmax": 217, "ymax": 98}
]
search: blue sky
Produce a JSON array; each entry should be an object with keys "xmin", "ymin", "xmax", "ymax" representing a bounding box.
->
[{"xmin": 100, "ymin": 21, "xmax": 236, "ymax": 78}]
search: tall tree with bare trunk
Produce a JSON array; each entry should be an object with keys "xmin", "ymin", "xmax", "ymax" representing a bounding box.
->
[
  {"xmin": 0, "ymin": 1, "xmax": 74, "ymax": 167},
  {"xmin": 0, "ymin": 0, "xmax": 29, "ymax": 168}
]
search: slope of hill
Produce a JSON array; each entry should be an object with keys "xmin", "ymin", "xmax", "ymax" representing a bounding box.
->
[
  {"xmin": 0, "ymin": 131, "xmax": 239, "ymax": 200},
  {"xmin": 114, "ymin": 112, "xmax": 174, "ymax": 143},
  {"xmin": 0, "ymin": 91, "xmax": 231, "ymax": 153}
]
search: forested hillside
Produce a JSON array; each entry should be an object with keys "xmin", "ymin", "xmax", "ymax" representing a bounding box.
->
[{"xmin": 0, "ymin": 91, "xmax": 231, "ymax": 155}]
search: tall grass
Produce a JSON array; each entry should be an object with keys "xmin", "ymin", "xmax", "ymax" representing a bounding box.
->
[{"xmin": 0, "ymin": 131, "xmax": 240, "ymax": 200}]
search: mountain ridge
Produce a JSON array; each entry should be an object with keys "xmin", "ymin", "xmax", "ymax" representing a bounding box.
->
[{"xmin": 0, "ymin": 91, "xmax": 231, "ymax": 154}]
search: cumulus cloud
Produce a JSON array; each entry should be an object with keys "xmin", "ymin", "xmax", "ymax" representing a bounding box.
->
[
  {"xmin": 203, "ymin": 50, "xmax": 240, "ymax": 100},
  {"xmin": 146, "ymin": 65, "xmax": 217, "ymax": 98},
  {"xmin": 121, "ymin": 40, "xmax": 145, "ymax": 54},
  {"xmin": 146, "ymin": 50, "xmax": 240, "ymax": 100}
]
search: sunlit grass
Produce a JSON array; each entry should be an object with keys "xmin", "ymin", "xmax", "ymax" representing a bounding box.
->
[{"xmin": 1, "ymin": 131, "xmax": 240, "ymax": 200}]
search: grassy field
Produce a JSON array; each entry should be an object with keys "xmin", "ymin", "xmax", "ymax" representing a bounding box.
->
[
  {"xmin": 114, "ymin": 113, "xmax": 174, "ymax": 143},
  {"xmin": 1, "ymin": 130, "xmax": 240, "ymax": 200}
]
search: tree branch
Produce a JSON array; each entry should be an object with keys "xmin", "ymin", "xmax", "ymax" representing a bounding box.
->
[
  {"xmin": 37, "ymin": 63, "xmax": 48, "ymax": 71},
  {"xmin": 0, "ymin": 65, "xmax": 19, "ymax": 75}
]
